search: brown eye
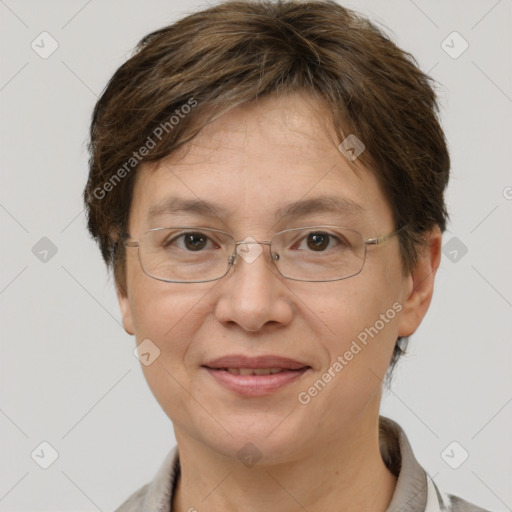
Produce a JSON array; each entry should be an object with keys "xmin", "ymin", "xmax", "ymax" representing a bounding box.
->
[
  {"xmin": 306, "ymin": 233, "xmax": 330, "ymax": 251},
  {"xmin": 183, "ymin": 233, "xmax": 208, "ymax": 251},
  {"xmin": 161, "ymin": 232, "xmax": 215, "ymax": 252}
]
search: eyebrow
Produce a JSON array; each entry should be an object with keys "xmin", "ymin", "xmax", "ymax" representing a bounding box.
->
[
  {"xmin": 276, "ymin": 195, "xmax": 364, "ymax": 220},
  {"xmin": 147, "ymin": 195, "xmax": 364, "ymax": 221},
  {"xmin": 147, "ymin": 197, "xmax": 229, "ymax": 219}
]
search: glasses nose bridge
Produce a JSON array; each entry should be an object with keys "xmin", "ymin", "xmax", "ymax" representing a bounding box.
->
[
  {"xmin": 234, "ymin": 239, "xmax": 272, "ymax": 247},
  {"xmin": 229, "ymin": 238, "xmax": 274, "ymax": 266}
]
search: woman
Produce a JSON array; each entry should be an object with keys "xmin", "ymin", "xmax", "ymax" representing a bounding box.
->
[{"xmin": 84, "ymin": 1, "xmax": 492, "ymax": 510}]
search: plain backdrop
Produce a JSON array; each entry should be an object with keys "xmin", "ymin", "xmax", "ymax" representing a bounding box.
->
[{"xmin": 0, "ymin": 0, "xmax": 511, "ymax": 510}]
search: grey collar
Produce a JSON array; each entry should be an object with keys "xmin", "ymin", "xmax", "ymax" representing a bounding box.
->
[{"xmin": 380, "ymin": 416, "xmax": 429, "ymax": 512}]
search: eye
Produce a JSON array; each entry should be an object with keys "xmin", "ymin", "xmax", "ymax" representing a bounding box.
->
[
  {"xmin": 297, "ymin": 232, "xmax": 340, "ymax": 252},
  {"xmin": 165, "ymin": 232, "xmax": 216, "ymax": 251}
]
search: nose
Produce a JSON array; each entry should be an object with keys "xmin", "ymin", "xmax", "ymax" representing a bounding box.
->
[{"xmin": 213, "ymin": 241, "xmax": 293, "ymax": 332}]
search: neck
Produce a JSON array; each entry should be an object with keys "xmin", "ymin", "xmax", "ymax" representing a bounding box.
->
[{"xmin": 172, "ymin": 413, "xmax": 397, "ymax": 512}]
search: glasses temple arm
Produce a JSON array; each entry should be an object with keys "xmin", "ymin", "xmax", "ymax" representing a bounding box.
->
[
  {"xmin": 365, "ymin": 225, "xmax": 408, "ymax": 246},
  {"xmin": 119, "ymin": 232, "xmax": 139, "ymax": 248}
]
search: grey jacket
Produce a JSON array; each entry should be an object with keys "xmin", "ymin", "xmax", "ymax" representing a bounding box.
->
[{"xmin": 114, "ymin": 416, "xmax": 493, "ymax": 512}]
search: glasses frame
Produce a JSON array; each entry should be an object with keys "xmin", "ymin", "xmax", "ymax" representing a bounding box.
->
[{"xmin": 121, "ymin": 224, "xmax": 408, "ymax": 284}]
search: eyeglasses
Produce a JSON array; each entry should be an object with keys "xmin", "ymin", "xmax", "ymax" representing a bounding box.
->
[{"xmin": 122, "ymin": 225, "xmax": 406, "ymax": 283}]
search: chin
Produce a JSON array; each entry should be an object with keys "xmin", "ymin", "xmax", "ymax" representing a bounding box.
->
[{"xmin": 202, "ymin": 419, "xmax": 307, "ymax": 464}]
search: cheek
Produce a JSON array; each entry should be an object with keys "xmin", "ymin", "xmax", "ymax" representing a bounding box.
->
[
  {"xmin": 128, "ymin": 273, "xmax": 218, "ymax": 368},
  {"xmin": 314, "ymin": 276, "xmax": 399, "ymax": 336},
  {"xmin": 306, "ymin": 277, "xmax": 402, "ymax": 378},
  {"xmin": 129, "ymin": 281, "xmax": 218, "ymax": 420},
  {"xmin": 295, "ymin": 286, "xmax": 401, "ymax": 434}
]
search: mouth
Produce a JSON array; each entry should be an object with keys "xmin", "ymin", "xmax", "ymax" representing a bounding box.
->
[
  {"xmin": 203, "ymin": 354, "xmax": 310, "ymax": 370},
  {"xmin": 202, "ymin": 364, "xmax": 312, "ymax": 396},
  {"xmin": 206, "ymin": 367, "xmax": 308, "ymax": 375}
]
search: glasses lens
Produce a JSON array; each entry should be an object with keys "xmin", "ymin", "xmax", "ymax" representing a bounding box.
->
[
  {"xmin": 138, "ymin": 228, "xmax": 234, "ymax": 282},
  {"xmin": 272, "ymin": 226, "xmax": 366, "ymax": 281}
]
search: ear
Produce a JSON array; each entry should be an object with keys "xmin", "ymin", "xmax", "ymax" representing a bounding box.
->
[
  {"xmin": 117, "ymin": 287, "xmax": 135, "ymax": 335},
  {"xmin": 397, "ymin": 226, "xmax": 442, "ymax": 337}
]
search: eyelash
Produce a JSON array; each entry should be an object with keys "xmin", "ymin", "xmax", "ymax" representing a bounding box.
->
[{"xmin": 163, "ymin": 230, "xmax": 345, "ymax": 252}]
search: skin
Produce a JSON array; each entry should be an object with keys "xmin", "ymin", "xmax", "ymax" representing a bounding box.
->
[{"xmin": 118, "ymin": 91, "xmax": 441, "ymax": 512}]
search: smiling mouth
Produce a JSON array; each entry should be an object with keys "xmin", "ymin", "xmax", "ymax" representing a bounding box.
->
[
  {"xmin": 203, "ymin": 365, "xmax": 312, "ymax": 396},
  {"xmin": 210, "ymin": 367, "xmax": 309, "ymax": 375}
]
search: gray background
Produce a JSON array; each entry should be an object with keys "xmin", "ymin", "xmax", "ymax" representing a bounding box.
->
[{"xmin": 0, "ymin": 0, "xmax": 511, "ymax": 510}]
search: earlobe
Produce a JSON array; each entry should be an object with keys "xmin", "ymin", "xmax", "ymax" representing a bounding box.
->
[
  {"xmin": 397, "ymin": 227, "xmax": 442, "ymax": 337},
  {"xmin": 117, "ymin": 288, "xmax": 135, "ymax": 335}
]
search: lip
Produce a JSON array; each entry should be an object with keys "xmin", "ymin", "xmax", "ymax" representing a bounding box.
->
[
  {"xmin": 202, "ymin": 354, "xmax": 312, "ymax": 397},
  {"xmin": 203, "ymin": 354, "xmax": 310, "ymax": 370},
  {"xmin": 204, "ymin": 367, "xmax": 311, "ymax": 397}
]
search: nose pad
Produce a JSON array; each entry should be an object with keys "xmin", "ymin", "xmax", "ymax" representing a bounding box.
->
[
  {"xmin": 236, "ymin": 237, "xmax": 264, "ymax": 265},
  {"xmin": 228, "ymin": 240, "xmax": 277, "ymax": 275}
]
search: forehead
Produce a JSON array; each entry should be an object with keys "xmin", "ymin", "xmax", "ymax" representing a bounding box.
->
[{"xmin": 129, "ymin": 93, "xmax": 393, "ymax": 232}]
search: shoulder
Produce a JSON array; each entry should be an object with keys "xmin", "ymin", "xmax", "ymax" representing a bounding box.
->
[
  {"xmin": 112, "ymin": 446, "xmax": 180, "ymax": 512},
  {"xmin": 424, "ymin": 462, "xmax": 495, "ymax": 512},
  {"xmin": 442, "ymin": 492, "xmax": 495, "ymax": 512},
  {"xmin": 379, "ymin": 417, "xmax": 495, "ymax": 512}
]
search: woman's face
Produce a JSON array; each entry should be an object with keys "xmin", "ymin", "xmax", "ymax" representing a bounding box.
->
[{"xmin": 118, "ymin": 92, "xmax": 422, "ymax": 462}]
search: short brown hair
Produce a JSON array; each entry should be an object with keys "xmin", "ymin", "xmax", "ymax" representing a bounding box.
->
[{"xmin": 84, "ymin": 0, "xmax": 450, "ymax": 370}]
